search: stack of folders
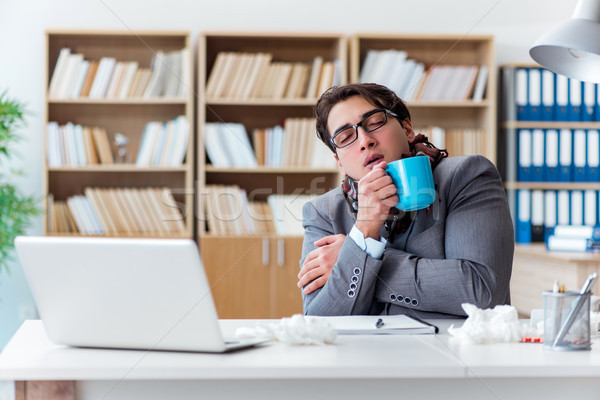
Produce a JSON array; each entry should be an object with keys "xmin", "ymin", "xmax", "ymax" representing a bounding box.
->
[
  {"xmin": 517, "ymin": 128, "xmax": 599, "ymax": 182},
  {"xmin": 546, "ymin": 225, "xmax": 600, "ymax": 252},
  {"xmin": 514, "ymin": 67, "xmax": 599, "ymax": 122},
  {"xmin": 515, "ymin": 189, "xmax": 600, "ymax": 244}
]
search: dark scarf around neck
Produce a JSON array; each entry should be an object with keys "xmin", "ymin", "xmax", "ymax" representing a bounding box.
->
[{"xmin": 341, "ymin": 133, "xmax": 448, "ymax": 241}]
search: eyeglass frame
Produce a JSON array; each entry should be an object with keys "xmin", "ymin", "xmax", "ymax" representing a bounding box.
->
[{"xmin": 329, "ymin": 108, "xmax": 399, "ymax": 149}]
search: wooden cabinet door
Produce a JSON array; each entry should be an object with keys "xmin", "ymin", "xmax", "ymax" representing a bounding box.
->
[
  {"xmin": 200, "ymin": 236, "xmax": 271, "ymax": 318},
  {"xmin": 269, "ymin": 237, "xmax": 304, "ymax": 318}
]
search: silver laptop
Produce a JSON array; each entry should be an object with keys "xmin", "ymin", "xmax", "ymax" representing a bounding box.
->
[{"xmin": 14, "ymin": 236, "xmax": 269, "ymax": 353}]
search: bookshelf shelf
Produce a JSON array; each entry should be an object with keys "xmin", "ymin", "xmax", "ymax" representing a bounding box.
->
[
  {"xmin": 48, "ymin": 165, "xmax": 189, "ymax": 172},
  {"xmin": 407, "ymin": 100, "xmax": 490, "ymax": 108},
  {"xmin": 48, "ymin": 98, "xmax": 188, "ymax": 105},
  {"xmin": 44, "ymin": 30, "xmax": 194, "ymax": 238},
  {"xmin": 206, "ymin": 99, "xmax": 318, "ymax": 106},
  {"xmin": 503, "ymin": 121, "xmax": 600, "ymax": 130},
  {"xmin": 205, "ymin": 166, "xmax": 339, "ymax": 174},
  {"xmin": 504, "ymin": 182, "xmax": 600, "ymax": 191}
]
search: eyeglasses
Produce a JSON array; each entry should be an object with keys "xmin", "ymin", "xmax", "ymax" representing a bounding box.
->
[{"xmin": 330, "ymin": 109, "xmax": 398, "ymax": 149}]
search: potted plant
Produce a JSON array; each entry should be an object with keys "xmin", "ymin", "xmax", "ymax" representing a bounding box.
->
[{"xmin": 0, "ymin": 91, "xmax": 39, "ymax": 274}]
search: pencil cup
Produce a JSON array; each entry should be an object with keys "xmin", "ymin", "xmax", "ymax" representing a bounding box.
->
[{"xmin": 542, "ymin": 290, "xmax": 591, "ymax": 351}]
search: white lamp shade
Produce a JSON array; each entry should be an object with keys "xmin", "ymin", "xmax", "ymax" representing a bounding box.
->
[{"xmin": 530, "ymin": 17, "xmax": 600, "ymax": 83}]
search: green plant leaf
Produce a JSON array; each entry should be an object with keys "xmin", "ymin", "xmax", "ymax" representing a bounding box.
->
[{"xmin": 0, "ymin": 90, "xmax": 39, "ymax": 274}]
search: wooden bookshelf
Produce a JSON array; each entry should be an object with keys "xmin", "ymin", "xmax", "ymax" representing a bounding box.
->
[
  {"xmin": 350, "ymin": 33, "xmax": 497, "ymax": 163},
  {"xmin": 44, "ymin": 30, "xmax": 194, "ymax": 238},
  {"xmin": 197, "ymin": 32, "xmax": 346, "ymax": 318}
]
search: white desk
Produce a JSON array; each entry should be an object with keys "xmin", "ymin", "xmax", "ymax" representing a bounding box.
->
[{"xmin": 2, "ymin": 320, "xmax": 600, "ymax": 400}]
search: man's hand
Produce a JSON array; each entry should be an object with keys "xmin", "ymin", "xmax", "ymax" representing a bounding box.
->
[
  {"xmin": 355, "ymin": 161, "xmax": 398, "ymax": 239},
  {"xmin": 297, "ymin": 234, "xmax": 345, "ymax": 295}
]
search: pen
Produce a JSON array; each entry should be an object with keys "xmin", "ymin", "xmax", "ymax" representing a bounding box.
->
[
  {"xmin": 408, "ymin": 315, "xmax": 440, "ymax": 334},
  {"xmin": 375, "ymin": 318, "xmax": 384, "ymax": 329},
  {"xmin": 551, "ymin": 280, "xmax": 562, "ymax": 340}
]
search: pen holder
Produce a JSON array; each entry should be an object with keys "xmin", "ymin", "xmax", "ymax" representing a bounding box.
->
[{"xmin": 542, "ymin": 290, "xmax": 591, "ymax": 351}]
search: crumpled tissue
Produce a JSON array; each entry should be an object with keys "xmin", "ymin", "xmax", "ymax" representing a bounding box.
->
[
  {"xmin": 235, "ymin": 314, "xmax": 337, "ymax": 345},
  {"xmin": 448, "ymin": 303, "xmax": 537, "ymax": 344}
]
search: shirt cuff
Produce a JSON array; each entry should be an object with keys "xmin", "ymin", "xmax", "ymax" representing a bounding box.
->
[{"xmin": 349, "ymin": 225, "xmax": 386, "ymax": 259}]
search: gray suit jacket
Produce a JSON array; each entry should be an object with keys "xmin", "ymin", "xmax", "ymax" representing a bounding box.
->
[{"xmin": 300, "ymin": 155, "xmax": 514, "ymax": 319}]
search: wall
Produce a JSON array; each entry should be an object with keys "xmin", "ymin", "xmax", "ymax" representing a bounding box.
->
[{"xmin": 0, "ymin": 0, "xmax": 578, "ymax": 348}]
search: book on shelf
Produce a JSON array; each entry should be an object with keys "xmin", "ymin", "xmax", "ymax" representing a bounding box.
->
[
  {"xmin": 52, "ymin": 187, "xmax": 186, "ymax": 236},
  {"xmin": 316, "ymin": 61, "xmax": 335, "ymax": 98},
  {"xmin": 89, "ymin": 56, "xmax": 117, "ymax": 99},
  {"xmin": 205, "ymin": 52, "xmax": 227, "ymax": 98},
  {"xmin": 91, "ymin": 127, "xmax": 114, "ymax": 164},
  {"xmin": 79, "ymin": 60, "xmax": 99, "ymax": 98},
  {"xmin": 68, "ymin": 59, "xmax": 90, "ymax": 99},
  {"xmin": 252, "ymin": 128, "xmax": 266, "ymax": 166},
  {"xmin": 56, "ymin": 53, "xmax": 84, "ymax": 99},
  {"xmin": 212, "ymin": 53, "xmax": 238, "ymax": 98},
  {"xmin": 143, "ymin": 51, "xmax": 167, "ymax": 98},
  {"xmin": 48, "ymin": 47, "xmax": 72, "ymax": 98},
  {"xmin": 272, "ymin": 62, "xmax": 294, "ymax": 100},
  {"xmin": 105, "ymin": 61, "xmax": 126, "ymax": 99},
  {"xmin": 226, "ymin": 53, "xmax": 254, "ymax": 99},
  {"xmin": 472, "ymin": 65, "xmax": 489, "ymax": 101},
  {"xmin": 267, "ymin": 193, "xmax": 318, "ymax": 236},
  {"xmin": 133, "ymin": 116, "xmax": 189, "ymax": 167},
  {"xmin": 242, "ymin": 53, "xmax": 272, "ymax": 100},
  {"xmin": 49, "ymin": 201, "xmax": 78, "ymax": 233},
  {"xmin": 305, "ymin": 56, "xmax": 324, "ymax": 100},
  {"xmin": 247, "ymin": 118, "xmax": 336, "ymax": 169},
  {"xmin": 359, "ymin": 49, "xmax": 429, "ymax": 102},
  {"xmin": 48, "ymin": 47, "xmax": 188, "ymax": 100},
  {"xmin": 66, "ymin": 195, "xmax": 103, "ymax": 235},
  {"xmin": 47, "ymin": 122, "xmax": 110, "ymax": 167},
  {"xmin": 49, "ymin": 122, "xmax": 185, "ymax": 167},
  {"xmin": 162, "ymin": 49, "xmax": 184, "ymax": 97},
  {"xmin": 130, "ymin": 68, "xmax": 153, "ymax": 98},
  {"xmin": 203, "ymin": 122, "xmax": 257, "ymax": 168},
  {"xmin": 247, "ymin": 201, "xmax": 276, "ymax": 235},
  {"xmin": 249, "ymin": 54, "xmax": 275, "ymax": 99},
  {"xmin": 205, "ymin": 51, "xmax": 330, "ymax": 101},
  {"xmin": 115, "ymin": 61, "xmax": 138, "ymax": 99},
  {"xmin": 415, "ymin": 126, "xmax": 446, "ymax": 151},
  {"xmin": 203, "ymin": 184, "xmax": 316, "ymax": 236}
]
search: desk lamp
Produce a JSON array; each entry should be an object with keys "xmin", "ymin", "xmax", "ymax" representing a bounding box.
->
[{"xmin": 530, "ymin": 0, "xmax": 600, "ymax": 83}]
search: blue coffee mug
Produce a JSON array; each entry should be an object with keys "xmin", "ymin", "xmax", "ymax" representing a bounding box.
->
[{"xmin": 385, "ymin": 156, "xmax": 436, "ymax": 211}]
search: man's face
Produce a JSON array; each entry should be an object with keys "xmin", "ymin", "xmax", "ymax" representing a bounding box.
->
[{"xmin": 328, "ymin": 95, "xmax": 413, "ymax": 180}]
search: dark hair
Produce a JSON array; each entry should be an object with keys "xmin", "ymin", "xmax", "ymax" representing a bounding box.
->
[{"xmin": 314, "ymin": 83, "xmax": 411, "ymax": 153}]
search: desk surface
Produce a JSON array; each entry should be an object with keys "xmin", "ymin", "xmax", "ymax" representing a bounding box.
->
[{"xmin": 3, "ymin": 319, "xmax": 600, "ymax": 381}]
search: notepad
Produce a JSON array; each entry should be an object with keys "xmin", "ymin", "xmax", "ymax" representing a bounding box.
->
[{"xmin": 320, "ymin": 315, "xmax": 438, "ymax": 335}]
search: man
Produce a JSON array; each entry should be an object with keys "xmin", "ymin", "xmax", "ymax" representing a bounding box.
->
[{"xmin": 298, "ymin": 83, "xmax": 513, "ymax": 318}]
